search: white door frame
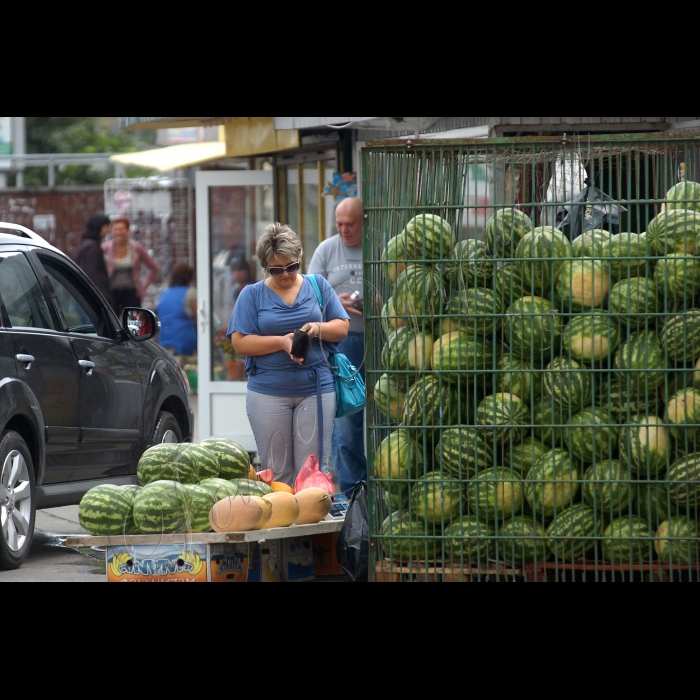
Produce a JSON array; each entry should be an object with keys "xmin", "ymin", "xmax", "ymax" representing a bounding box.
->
[{"xmin": 195, "ymin": 170, "xmax": 274, "ymax": 451}]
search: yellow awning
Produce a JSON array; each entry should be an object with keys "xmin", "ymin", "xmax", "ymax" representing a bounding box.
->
[{"xmin": 110, "ymin": 141, "xmax": 227, "ymax": 172}]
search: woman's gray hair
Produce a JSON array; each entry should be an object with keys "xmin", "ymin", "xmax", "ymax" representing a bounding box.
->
[{"xmin": 256, "ymin": 223, "xmax": 304, "ymax": 269}]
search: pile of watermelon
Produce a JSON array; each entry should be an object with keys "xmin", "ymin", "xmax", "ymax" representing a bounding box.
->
[
  {"xmin": 375, "ymin": 193, "xmax": 700, "ymax": 569},
  {"xmin": 78, "ymin": 439, "xmax": 273, "ymax": 537}
]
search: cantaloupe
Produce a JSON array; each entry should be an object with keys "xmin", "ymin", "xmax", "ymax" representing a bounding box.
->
[
  {"xmin": 262, "ymin": 493, "xmax": 301, "ymax": 529},
  {"xmin": 295, "ymin": 489, "xmax": 333, "ymax": 525},
  {"xmin": 252, "ymin": 499, "xmax": 274, "ymax": 531},
  {"xmin": 209, "ymin": 495, "xmax": 266, "ymax": 533}
]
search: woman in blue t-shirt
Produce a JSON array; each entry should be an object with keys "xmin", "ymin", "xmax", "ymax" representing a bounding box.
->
[{"xmin": 229, "ymin": 223, "xmax": 350, "ymax": 487}]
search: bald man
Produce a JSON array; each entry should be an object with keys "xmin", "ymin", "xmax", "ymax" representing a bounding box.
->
[{"xmin": 308, "ymin": 197, "xmax": 367, "ymax": 498}]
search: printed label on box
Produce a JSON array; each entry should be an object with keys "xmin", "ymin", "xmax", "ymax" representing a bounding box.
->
[
  {"xmin": 283, "ymin": 538, "xmax": 316, "ymax": 582},
  {"xmin": 107, "ymin": 545, "xmax": 208, "ymax": 583},
  {"xmin": 210, "ymin": 544, "xmax": 250, "ymax": 583},
  {"xmin": 248, "ymin": 541, "xmax": 281, "ymax": 583}
]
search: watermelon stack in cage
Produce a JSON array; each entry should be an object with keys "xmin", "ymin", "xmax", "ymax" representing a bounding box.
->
[{"xmin": 370, "ymin": 160, "xmax": 700, "ymax": 580}]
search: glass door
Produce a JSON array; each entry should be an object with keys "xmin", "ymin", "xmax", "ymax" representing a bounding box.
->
[{"xmin": 196, "ymin": 170, "xmax": 274, "ymax": 450}]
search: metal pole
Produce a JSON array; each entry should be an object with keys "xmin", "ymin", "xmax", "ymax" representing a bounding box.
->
[{"xmin": 14, "ymin": 117, "xmax": 26, "ymax": 189}]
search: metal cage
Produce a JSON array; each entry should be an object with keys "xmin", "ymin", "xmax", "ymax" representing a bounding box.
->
[{"xmin": 363, "ymin": 133, "xmax": 700, "ymax": 583}]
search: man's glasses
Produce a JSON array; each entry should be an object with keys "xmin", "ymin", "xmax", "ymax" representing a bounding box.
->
[{"xmin": 268, "ymin": 261, "xmax": 301, "ymax": 277}]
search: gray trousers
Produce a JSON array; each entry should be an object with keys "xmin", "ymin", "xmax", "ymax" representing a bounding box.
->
[{"xmin": 247, "ymin": 390, "xmax": 337, "ymax": 487}]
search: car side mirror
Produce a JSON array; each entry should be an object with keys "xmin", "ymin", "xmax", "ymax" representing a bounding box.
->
[{"xmin": 122, "ymin": 308, "xmax": 160, "ymax": 342}]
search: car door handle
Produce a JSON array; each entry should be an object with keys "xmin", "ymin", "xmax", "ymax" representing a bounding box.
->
[
  {"xmin": 16, "ymin": 355, "xmax": 35, "ymax": 369},
  {"xmin": 79, "ymin": 360, "xmax": 96, "ymax": 376}
]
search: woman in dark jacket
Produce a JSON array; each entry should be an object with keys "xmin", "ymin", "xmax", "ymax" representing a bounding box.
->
[{"xmin": 73, "ymin": 214, "xmax": 113, "ymax": 306}]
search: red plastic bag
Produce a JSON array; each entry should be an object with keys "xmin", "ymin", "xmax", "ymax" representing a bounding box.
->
[{"xmin": 295, "ymin": 456, "xmax": 335, "ymax": 496}]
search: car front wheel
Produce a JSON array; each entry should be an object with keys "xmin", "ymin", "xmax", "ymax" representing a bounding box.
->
[
  {"xmin": 0, "ymin": 432, "xmax": 36, "ymax": 571},
  {"xmin": 152, "ymin": 411, "xmax": 183, "ymax": 446}
]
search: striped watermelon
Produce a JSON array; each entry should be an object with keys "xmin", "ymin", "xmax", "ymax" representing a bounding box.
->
[
  {"xmin": 411, "ymin": 472, "xmax": 466, "ymax": 526},
  {"xmin": 496, "ymin": 356, "xmax": 543, "ymax": 404},
  {"xmin": 380, "ymin": 511, "xmax": 440, "ymax": 563},
  {"xmin": 543, "ymin": 357, "xmax": 593, "ymax": 414},
  {"xmin": 525, "ymin": 449, "xmax": 582, "ymax": 520},
  {"xmin": 647, "ymin": 209, "xmax": 700, "ymax": 255},
  {"xmin": 381, "ymin": 233, "xmax": 410, "ymax": 286},
  {"xmin": 404, "ymin": 214, "xmax": 456, "ymax": 261},
  {"xmin": 665, "ymin": 181, "xmax": 700, "ymax": 213},
  {"xmin": 381, "ymin": 297, "xmax": 406, "ymax": 334},
  {"xmin": 516, "ymin": 226, "xmax": 572, "ymax": 295},
  {"xmin": 199, "ymin": 439, "xmax": 250, "ymax": 480},
  {"xmin": 562, "ymin": 312, "xmax": 622, "ymax": 365},
  {"xmin": 436, "ymin": 428, "xmax": 494, "ymax": 479},
  {"xmin": 581, "ymin": 460, "xmax": 632, "ymax": 518},
  {"xmin": 374, "ymin": 375, "xmax": 406, "ymax": 422},
  {"xmin": 502, "ymin": 297, "xmax": 563, "ymax": 362},
  {"xmin": 614, "ymin": 331, "xmax": 667, "ymax": 393},
  {"xmin": 494, "ymin": 264, "xmax": 535, "ymax": 307},
  {"xmin": 468, "ymin": 467, "xmax": 525, "ymax": 523},
  {"xmin": 609, "ymin": 277, "xmax": 661, "ymax": 330},
  {"xmin": 654, "ymin": 254, "xmax": 700, "ymax": 304},
  {"xmin": 393, "ymin": 265, "xmax": 445, "ymax": 318},
  {"xmin": 634, "ymin": 484, "xmax": 673, "ymax": 531},
  {"xmin": 184, "ymin": 484, "xmax": 216, "ymax": 534},
  {"xmin": 662, "ymin": 372, "xmax": 696, "ymax": 406},
  {"xmin": 132, "ymin": 480, "xmax": 191, "ymax": 535},
  {"xmin": 662, "ymin": 311, "xmax": 700, "ymax": 363},
  {"xmin": 571, "ymin": 229, "xmax": 612, "ymax": 258},
  {"xmin": 375, "ymin": 430, "xmax": 423, "ymax": 489},
  {"xmin": 603, "ymin": 233, "xmax": 652, "ymax": 280},
  {"xmin": 433, "ymin": 332, "xmax": 493, "ymax": 378},
  {"xmin": 620, "ymin": 415, "xmax": 671, "ymax": 478},
  {"xmin": 382, "ymin": 328, "xmax": 434, "ymax": 372},
  {"xmin": 176, "ymin": 444, "xmax": 219, "ymax": 482},
  {"xmin": 566, "ymin": 408, "xmax": 619, "ymax": 465},
  {"xmin": 447, "ymin": 288, "xmax": 502, "ymax": 336},
  {"xmin": 78, "ymin": 485, "xmax": 140, "ymax": 537},
  {"xmin": 532, "ymin": 400, "xmax": 569, "ymax": 449},
  {"xmin": 198, "ymin": 478, "xmax": 240, "ymax": 503},
  {"xmin": 546, "ymin": 505, "xmax": 599, "ymax": 562},
  {"xmin": 667, "ymin": 453, "xmax": 700, "ymax": 507},
  {"xmin": 665, "ymin": 390, "xmax": 700, "ymax": 453},
  {"xmin": 655, "ymin": 517, "xmax": 700, "ymax": 564},
  {"xmin": 504, "ymin": 438, "xmax": 550, "ymax": 479},
  {"xmin": 404, "ymin": 375, "xmax": 459, "ymax": 434},
  {"xmin": 485, "ymin": 208, "xmax": 534, "ymax": 257},
  {"xmin": 602, "ymin": 517, "xmax": 655, "ymax": 563},
  {"xmin": 500, "ymin": 517, "xmax": 549, "ymax": 566},
  {"xmin": 444, "ymin": 517, "xmax": 494, "ymax": 563},
  {"xmin": 446, "ymin": 239, "xmax": 495, "ymax": 292},
  {"xmin": 137, "ymin": 443, "xmax": 197, "ymax": 487},
  {"xmin": 476, "ymin": 393, "xmax": 529, "ymax": 445},
  {"xmin": 556, "ymin": 259, "xmax": 611, "ymax": 312},
  {"xmin": 600, "ymin": 378, "xmax": 662, "ymax": 424},
  {"xmin": 385, "ymin": 487, "xmax": 410, "ymax": 513},
  {"xmin": 229, "ymin": 480, "xmax": 274, "ymax": 498}
]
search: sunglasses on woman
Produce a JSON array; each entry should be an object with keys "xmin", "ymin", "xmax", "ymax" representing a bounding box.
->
[{"xmin": 268, "ymin": 261, "xmax": 301, "ymax": 277}]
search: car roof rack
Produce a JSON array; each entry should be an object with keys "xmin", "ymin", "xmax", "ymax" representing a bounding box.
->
[{"xmin": 0, "ymin": 222, "xmax": 46, "ymax": 243}]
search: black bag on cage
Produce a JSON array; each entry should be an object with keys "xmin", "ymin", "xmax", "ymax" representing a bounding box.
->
[
  {"xmin": 557, "ymin": 179, "xmax": 628, "ymax": 240},
  {"xmin": 337, "ymin": 481, "xmax": 370, "ymax": 582}
]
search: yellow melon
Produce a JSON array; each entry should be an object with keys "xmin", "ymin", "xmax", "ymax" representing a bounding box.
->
[
  {"xmin": 262, "ymin": 493, "xmax": 301, "ymax": 529},
  {"xmin": 252, "ymin": 499, "xmax": 274, "ymax": 531},
  {"xmin": 295, "ymin": 488, "xmax": 333, "ymax": 525},
  {"xmin": 209, "ymin": 496, "xmax": 266, "ymax": 533}
]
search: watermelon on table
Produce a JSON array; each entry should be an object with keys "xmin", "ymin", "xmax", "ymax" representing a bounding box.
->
[
  {"xmin": 132, "ymin": 480, "xmax": 192, "ymax": 535},
  {"xmin": 515, "ymin": 226, "xmax": 572, "ymax": 296},
  {"xmin": 137, "ymin": 443, "xmax": 196, "ymax": 487},
  {"xmin": 410, "ymin": 472, "xmax": 466, "ymax": 526},
  {"xmin": 556, "ymin": 259, "xmax": 611, "ymax": 312},
  {"xmin": 502, "ymin": 296, "xmax": 563, "ymax": 363},
  {"xmin": 436, "ymin": 428, "xmax": 494, "ymax": 479},
  {"xmin": 654, "ymin": 254, "xmax": 700, "ymax": 304},
  {"xmin": 655, "ymin": 517, "xmax": 700, "ymax": 564},
  {"xmin": 494, "ymin": 264, "xmax": 535, "ymax": 308},
  {"xmin": 543, "ymin": 357, "xmax": 593, "ymax": 414},
  {"xmin": 404, "ymin": 214, "xmax": 456, "ymax": 261},
  {"xmin": 393, "ymin": 265, "xmax": 445, "ymax": 318},
  {"xmin": 634, "ymin": 484, "xmax": 674, "ymax": 532},
  {"xmin": 667, "ymin": 453, "xmax": 700, "ymax": 508},
  {"xmin": 614, "ymin": 331, "xmax": 667, "ymax": 393},
  {"xmin": 444, "ymin": 517, "xmax": 494, "ymax": 564},
  {"xmin": 496, "ymin": 356, "xmax": 543, "ymax": 405},
  {"xmin": 380, "ymin": 512, "xmax": 440, "ymax": 563},
  {"xmin": 476, "ymin": 393, "xmax": 530, "ymax": 445},
  {"xmin": 608, "ymin": 277, "xmax": 661, "ymax": 330},
  {"xmin": 381, "ymin": 233, "xmax": 410, "ymax": 286},
  {"xmin": 484, "ymin": 207, "xmax": 534, "ymax": 257},
  {"xmin": 647, "ymin": 209, "xmax": 700, "ymax": 255},
  {"xmin": 199, "ymin": 439, "xmax": 250, "ymax": 480},
  {"xmin": 382, "ymin": 327, "xmax": 434, "ymax": 373},
  {"xmin": 447, "ymin": 287, "xmax": 502, "ymax": 337},
  {"xmin": 546, "ymin": 505, "xmax": 599, "ymax": 562},
  {"xmin": 503, "ymin": 438, "xmax": 550, "ymax": 479},
  {"xmin": 184, "ymin": 484, "xmax": 216, "ymax": 534},
  {"xmin": 602, "ymin": 517, "xmax": 655, "ymax": 563},
  {"xmin": 562, "ymin": 312, "xmax": 622, "ymax": 365},
  {"xmin": 619, "ymin": 415, "xmax": 671, "ymax": 478},
  {"xmin": 229, "ymin": 480, "xmax": 274, "ymax": 498},
  {"xmin": 665, "ymin": 181, "xmax": 700, "ymax": 213},
  {"xmin": 468, "ymin": 467, "xmax": 525, "ymax": 523},
  {"xmin": 581, "ymin": 459, "xmax": 633, "ymax": 519},
  {"xmin": 445, "ymin": 239, "xmax": 495, "ymax": 292},
  {"xmin": 531, "ymin": 399, "xmax": 569, "ymax": 449},
  {"xmin": 374, "ymin": 375, "xmax": 406, "ymax": 422},
  {"xmin": 566, "ymin": 408, "xmax": 619, "ymax": 465},
  {"xmin": 662, "ymin": 311, "xmax": 700, "ymax": 363},
  {"xmin": 602, "ymin": 233, "xmax": 651, "ymax": 280},
  {"xmin": 500, "ymin": 517, "xmax": 549, "ymax": 566},
  {"xmin": 525, "ymin": 449, "xmax": 582, "ymax": 520},
  {"xmin": 78, "ymin": 485, "xmax": 140, "ymax": 537},
  {"xmin": 571, "ymin": 229, "xmax": 612, "ymax": 258},
  {"xmin": 665, "ymin": 390, "xmax": 700, "ymax": 454},
  {"xmin": 198, "ymin": 478, "xmax": 240, "ymax": 503},
  {"xmin": 175, "ymin": 443, "xmax": 219, "ymax": 482},
  {"xmin": 375, "ymin": 430, "xmax": 424, "ymax": 489}
]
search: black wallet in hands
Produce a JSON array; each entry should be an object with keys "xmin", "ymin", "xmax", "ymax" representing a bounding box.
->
[{"xmin": 291, "ymin": 326, "xmax": 311, "ymax": 361}]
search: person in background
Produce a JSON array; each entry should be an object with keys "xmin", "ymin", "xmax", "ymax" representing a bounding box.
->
[
  {"xmin": 157, "ymin": 263, "xmax": 198, "ymax": 365},
  {"xmin": 73, "ymin": 213, "xmax": 113, "ymax": 306},
  {"xmin": 229, "ymin": 223, "xmax": 350, "ymax": 488},
  {"xmin": 231, "ymin": 257, "xmax": 254, "ymax": 305},
  {"xmin": 307, "ymin": 197, "xmax": 367, "ymax": 499},
  {"xmin": 102, "ymin": 216, "xmax": 160, "ymax": 317}
]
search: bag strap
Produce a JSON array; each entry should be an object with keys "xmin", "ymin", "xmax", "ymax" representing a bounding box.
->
[
  {"xmin": 307, "ymin": 275, "xmax": 327, "ymax": 464},
  {"xmin": 306, "ymin": 274, "xmax": 325, "ymax": 312}
]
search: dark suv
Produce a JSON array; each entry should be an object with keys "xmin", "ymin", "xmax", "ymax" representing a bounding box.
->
[{"xmin": 0, "ymin": 223, "xmax": 194, "ymax": 570}]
